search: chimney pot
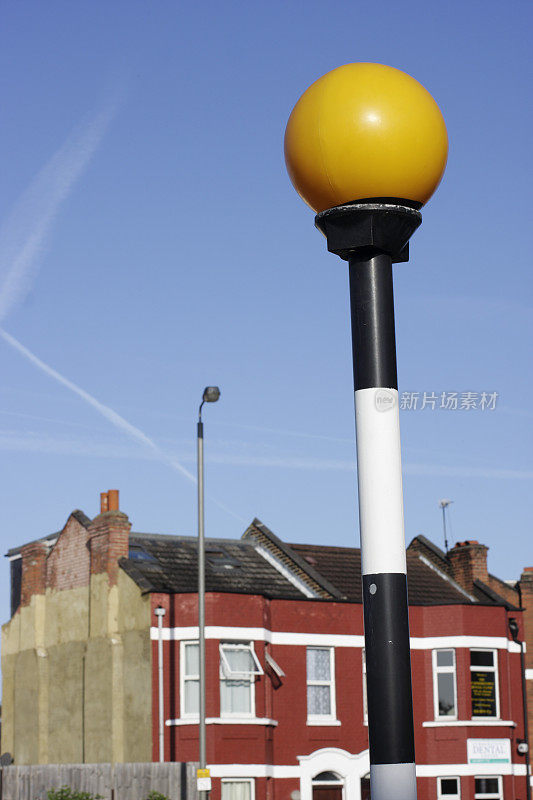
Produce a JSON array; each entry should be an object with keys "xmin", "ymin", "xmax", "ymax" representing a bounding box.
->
[
  {"xmin": 108, "ymin": 490, "xmax": 119, "ymax": 511},
  {"xmin": 100, "ymin": 492, "xmax": 109, "ymax": 513}
]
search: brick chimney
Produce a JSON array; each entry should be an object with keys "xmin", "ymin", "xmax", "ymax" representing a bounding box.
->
[
  {"xmin": 88, "ymin": 490, "xmax": 130, "ymax": 585},
  {"xmin": 20, "ymin": 541, "xmax": 48, "ymax": 606},
  {"xmin": 519, "ymin": 567, "xmax": 533, "ymax": 659},
  {"xmin": 448, "ymin": 540, "xmax": 489, "ymax": 589}
]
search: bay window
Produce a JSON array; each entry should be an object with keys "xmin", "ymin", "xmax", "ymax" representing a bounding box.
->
[{"xmin": 219, "ymin": 642, "xmax": 263, "ymax": 717}]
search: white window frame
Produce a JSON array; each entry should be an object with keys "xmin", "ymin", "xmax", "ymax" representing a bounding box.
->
[
  {"xmin": 221, "ymin": 778, "xmax": 255, "ymax": 800},
  {"xmin": 437, "ymin": 776, "xmax": 461, "ymax": 799},
  {"xmin": 362, "ymin": 648, "xmax": 368, "ymax": 725},
  {"xmin": 180, "ymin": 640, "xmax": 199, "ymax": 718},
  {"xmin": 474, "ymin": 774, "xmax": 502, "ymax": 799},
  {"xmin": 433, "ymin": 648, "xmax": 458, "ymax": 720},
  {"xmin": 470, "ymin": 648, "xmax": 500, "ymax": 720},
  {"xmin": 306, "ymin": 646, "xmax": 336, "ymax": 722},
  {"xmin": 219, "ymin": 642, "xmax": 262, "ymax": 718},
  {"xmin": 219, "ymin": 642, "xmax": 264, "ymax": 678},
  {"xmin": 265, "ymin": 650, "xmax": 285, "ymax": 678}
]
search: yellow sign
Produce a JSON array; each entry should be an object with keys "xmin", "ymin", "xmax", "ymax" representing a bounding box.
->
[{"xmin": 197, "ymin": 769, "xmax": 210, "ymax": 779}]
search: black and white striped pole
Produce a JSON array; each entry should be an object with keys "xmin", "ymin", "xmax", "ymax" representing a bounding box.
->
[{"xmin": 285, "ymin": 64, "xmax": 448, "ymax": 800}]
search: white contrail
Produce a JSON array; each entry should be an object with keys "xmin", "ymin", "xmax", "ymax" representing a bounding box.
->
[
  {"xmin": 0, "ymin": 329, "xmax": 245, "ymax": 522},
  {"xmin": 0, "ymin": 101, "xmax": 116, "ymax": 322}
]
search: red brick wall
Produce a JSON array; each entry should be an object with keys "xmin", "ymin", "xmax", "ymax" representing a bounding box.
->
[
  {"xmin": 20, "ymin": 541, "xmax": 47, "ymax": 606},
  {"xmin": 47, "ymin": 516, "xmax": 91, "ymax": 591},
  {"xmin": 148, "ymin": 591, "xmax": 528, "ymax": 800}
]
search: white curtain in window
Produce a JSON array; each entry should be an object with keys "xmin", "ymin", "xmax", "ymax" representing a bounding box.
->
[
  {"xmin": 185, "ymin": 643, "xmax": 199, "ymax": 673},
  {"xmin": 308, "ymin": 685, "xmax": 331, "ymax": 715},
  {"xmin": 184, "ymin": 681, "xmax": 199, "ymax": 714},
  {"xmin": 221, "ymin": 678, "xmax": 251, "ymax": 714},
  {"xmin": 222, "ymin": 781, "xmax": 252, "ymax": 800},
  {"xmin": 307, "ymin": 648, "xmax": 330, "ymax": 680}
]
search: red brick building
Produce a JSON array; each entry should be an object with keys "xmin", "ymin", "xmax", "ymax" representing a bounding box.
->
[{"xmin": 3, "ymin": 494, "xmax": 532, "ymax": 800}]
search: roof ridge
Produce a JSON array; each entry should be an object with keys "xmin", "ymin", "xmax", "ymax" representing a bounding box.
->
[{"xmin": 244, "ymin": 519, "xmax": 345, "ymax": 600}]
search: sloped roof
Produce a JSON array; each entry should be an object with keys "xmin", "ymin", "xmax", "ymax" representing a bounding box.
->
[
  {"xmin": 120, "ymin": 533, "xmax": 306, "ymax": 600},
  {"xmin": 409, "ymin": 534, "xmax": 519, "ymax": 610},
  {"xmin": 290, "ymin": 543, "xmax": 473, "ymax": 605},
  {"xmin": 121, "ymin": 524, "xmax": 501, "ymax": 606},
  {"xmin": 7, "ymin": 511, "xmax": 516, "ymax": 609}
]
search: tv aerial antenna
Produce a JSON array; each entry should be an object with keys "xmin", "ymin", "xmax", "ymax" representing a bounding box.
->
[{"xmin": 438, "ymin": 499, "xmax": 453, "ymax": 553}]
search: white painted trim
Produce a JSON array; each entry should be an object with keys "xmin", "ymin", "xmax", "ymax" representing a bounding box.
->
[
  {"xmin": 255, "ymin": 545, "xmax": 319, "ymax": 598},
  {"xmin": 423, "ymin": 720, "xmax": 516, "ymax": 728},
  {"xmin": 354, "ymin": 388, "xmax": 407, "ymax": 575},
  {"xmin": 150, "ymin": 626, "xmax": 522, "ymax": 653},
  {"xmin": 166, "ymin": 716, "xmax": 278, "ymax": 727},
  {"xmin": 416, "ymin": 763, "xmax": 526, "ymax": 777},
  {"xmin": 208, "ymin": 764, "xmax": 300, "ymax": 778},
  {"xmin": 526, "ymin": 668, "xmax": 533, "ymax": 680},
  {"xmin": 299, "ymin": 747, "xmax": 369, "ymax": 800},
  {"xmin": 202, "ymin": 760, "xmax": 527, "ymax": 781},
  {"xmin": 411, "ymin": 636, "xmax": 521, "ymax": 653},
  {"xmin": 306, "ymin": 719, "xmax": 341, "ymax": 726}
]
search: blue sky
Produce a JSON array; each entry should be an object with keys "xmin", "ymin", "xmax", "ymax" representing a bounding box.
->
[{"xmin": 1, "ymin": 0, "xmax": 532, "ymax": 627}]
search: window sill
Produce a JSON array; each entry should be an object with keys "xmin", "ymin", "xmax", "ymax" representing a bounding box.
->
[
  {"xmin": 166, "ymin": 717, "xmax": 278, "ymax": 727},
  {"xmin": 306, "ymin": 719, "xmax": 341, "ymax": 727},
  {"xmin": 423, "ymin": 719, "xmax": 515, "ymax": 728}
]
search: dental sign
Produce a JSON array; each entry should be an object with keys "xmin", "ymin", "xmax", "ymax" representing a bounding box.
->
[{"xmin": 467, "ymin": 739, "xmax": 511, "ymax": 764}]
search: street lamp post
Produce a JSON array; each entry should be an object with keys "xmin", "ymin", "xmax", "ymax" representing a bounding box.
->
[
  {"xmin": 197, "ymin": 386, "xmax": 220, "ymax": 797},
  {"xmin": 285, "ymin": 63, "xmax": 448, "ymax": 800}
]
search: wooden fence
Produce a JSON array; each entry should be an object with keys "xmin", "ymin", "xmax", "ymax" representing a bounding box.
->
[{"xmin": 0, "ymin": 762, "xmax": 198, "ymax": 800}]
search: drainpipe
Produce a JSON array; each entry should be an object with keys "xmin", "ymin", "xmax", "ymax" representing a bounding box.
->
[
  {"xmin": 155, "ymin": 606, "xmax": 166, "ymax": 762},
  {"xmin": 509, "ymin": 614, "xmax": 531, "ymax": 800}
]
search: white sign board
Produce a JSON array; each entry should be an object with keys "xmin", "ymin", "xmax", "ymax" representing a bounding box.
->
[
  {"xmin": 467, "ymin": 738, "xmax": 511, "ymax": 764},
  {"xmin": 197, "ymin": 768, "xmax": 212, "ymax": 792}
]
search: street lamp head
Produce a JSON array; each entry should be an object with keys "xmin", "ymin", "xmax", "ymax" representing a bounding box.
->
[
  {"xmin": 203, "ymin": 386, "xmax": 220, "ymax": 403},
  {"xmin": 284, "ymin": 63, "xmax": 448, "ymax": 214}
]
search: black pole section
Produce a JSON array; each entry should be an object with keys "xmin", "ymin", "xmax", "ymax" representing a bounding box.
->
[
  {"xmin": 348, "ymin": 253, "xmax": 398, "ymax": 391},
  {"xmin": 350, "ymin": 253, "xmax": 415, "ymax": 769}
]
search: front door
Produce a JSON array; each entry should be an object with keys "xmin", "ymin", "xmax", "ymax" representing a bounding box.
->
[{"xmin": 312, "ymin": 787, "xmax": 343, "ymax": 800}]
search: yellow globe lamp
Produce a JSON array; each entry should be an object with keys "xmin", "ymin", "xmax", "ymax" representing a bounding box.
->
[{"xmin": 284, "ymin": 62, "xmax": 448, "ymax": 213}]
